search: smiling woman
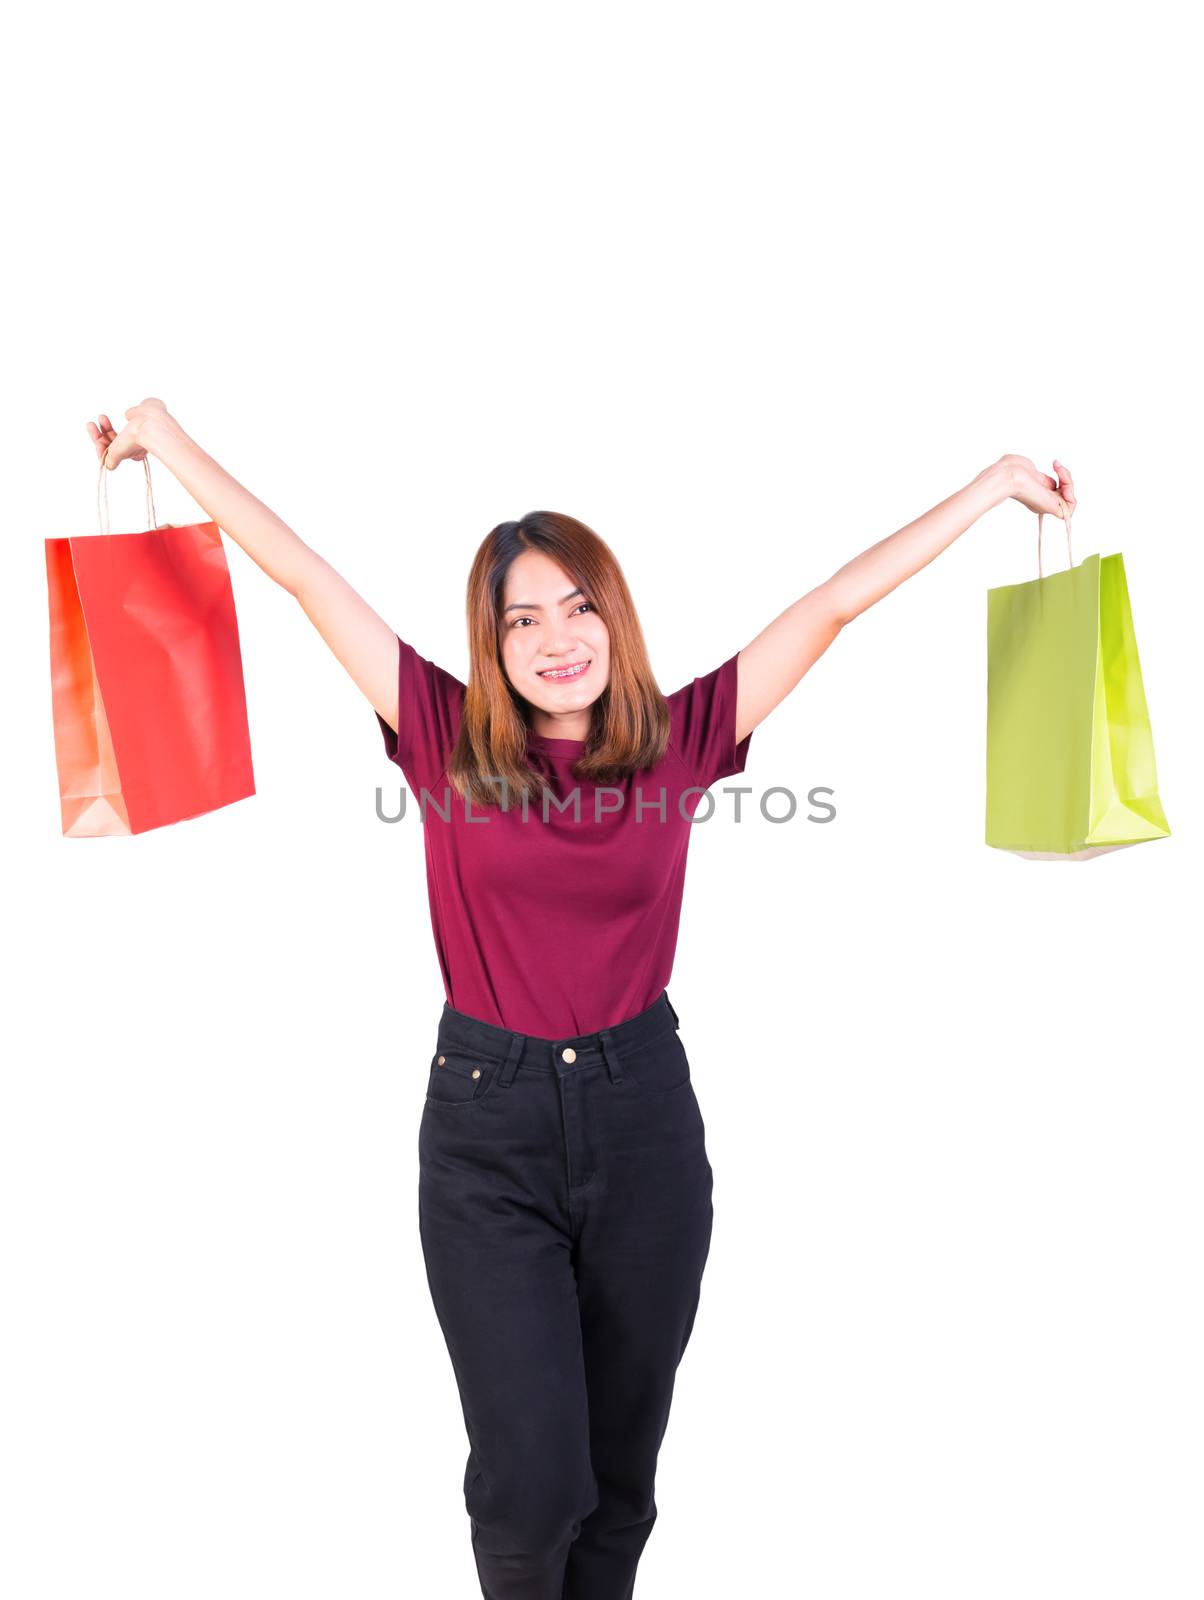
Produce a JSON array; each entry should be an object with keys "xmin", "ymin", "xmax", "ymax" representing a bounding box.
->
[
  {"xmin": 87, "ymin": 398, "xmax": 1075, "ymax": 1599},
  {"xmin": 442, "ymin": 510, "xmax": 675, "ymax": 807},
  {"xmin": 500, "ymin": 560, "xmax": 603, "ymax": 725},
  {"xmin": 371, "ymin": 589, "xmax": 748, "ymax": 1036},
  {"xmin": 364, "ymin": 508, "xmax": 753, "ymax": 1039}
]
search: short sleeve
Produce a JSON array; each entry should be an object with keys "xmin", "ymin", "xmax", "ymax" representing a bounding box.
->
[
  {"xmin": 375, "ymin": 633, "xmax": 466, "ymax": 792},
  {"xmin": 666, "ymin": 650, "xmax": 752, "ymax": 791}
]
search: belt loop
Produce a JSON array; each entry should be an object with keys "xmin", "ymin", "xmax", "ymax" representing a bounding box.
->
[
  {"xmin": 498, "ymin": 1029, "xmax": 525, "ymax": 1088},
  {"xmin": 598, "ymin": 1027, "xmax": 623, "ymax": 1084},
  {"xmin": 663, "ymin": 989, "xmax": 680, "ymax": 1028}
]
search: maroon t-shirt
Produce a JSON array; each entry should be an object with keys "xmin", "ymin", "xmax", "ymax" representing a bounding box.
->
[{"xmin": 375, "ymin": 634, "xmax": 752, "ymax": 1037}]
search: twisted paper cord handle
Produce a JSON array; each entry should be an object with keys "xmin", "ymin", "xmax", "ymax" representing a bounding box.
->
[
  {"xmin": 97, "ymin": 445, "xmax": 158, "ymax": 536},
  {"xmin": 1037, "ymin": 505, "xmax": 1074, "ymax": 580}
]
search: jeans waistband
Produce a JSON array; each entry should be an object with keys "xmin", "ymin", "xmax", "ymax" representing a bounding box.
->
[{"xmin": 435, "ymin": 988, "xmax": 681, "ymax": 1086}]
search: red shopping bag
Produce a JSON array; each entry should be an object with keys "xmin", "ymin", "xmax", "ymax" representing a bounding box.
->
[{"xmin": 44, "ymin": 456, "xmax": 255, "ymax": 836}]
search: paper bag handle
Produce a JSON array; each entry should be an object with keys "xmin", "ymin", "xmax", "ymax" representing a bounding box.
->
[
  {"xmin": 97, "ymin": 446, "xmax": 159, "ymax": 537},
  {"xmin": 1037, "ymin": 507, "xmax": 1074, "ymax": 580}
]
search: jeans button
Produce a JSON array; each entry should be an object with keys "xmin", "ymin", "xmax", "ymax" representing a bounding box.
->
[{"xmin": 562, "ymin": 1047, "xmax": 577, "ymax": 1063}]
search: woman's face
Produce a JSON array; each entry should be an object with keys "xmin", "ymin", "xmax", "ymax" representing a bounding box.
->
[{"xmin": 499, "ymin": 549, "xmax": 611, "ymax": 740}]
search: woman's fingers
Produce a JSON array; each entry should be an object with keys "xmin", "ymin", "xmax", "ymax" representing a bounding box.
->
[
  {"xmin": 1022, "ymin": 465, "xmax": 1060, "ymax": 503},
  {"xmin": 1003, "ymin": 454, "xmax": 1075, "ymax": 518},
  {"xmin": 1053, "ymin": 459, "xmax": 1076, "ymax": 509},
  {"xmin": 86, "ymin": 413, "xmax": 130, "ymax": 467},
  {"xmin": 85, "ymin": 420, "xmax": 109, "ymax": 462},
  {"xmin": 85, "ymin": 413, "xmax": 132, "ymax": 466},
  {"xmin": 1007, "ymin": 454, "xmax": 1058, "ymax": 494}
]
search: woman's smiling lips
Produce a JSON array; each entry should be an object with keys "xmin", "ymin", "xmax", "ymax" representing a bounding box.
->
[{"xmin": 537, "ymin": 659, "xmax": 591, "ymax": 682}]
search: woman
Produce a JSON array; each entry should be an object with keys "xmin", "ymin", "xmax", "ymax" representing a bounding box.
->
[{"xmin": 87, "ymin": 400, "xmax": 1074, "ymax": 1600}]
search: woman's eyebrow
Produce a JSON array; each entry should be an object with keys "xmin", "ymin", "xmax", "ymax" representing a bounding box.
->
[{"xmin": 502, "ymin": 588, "xmax": 583, "ymax": 614}]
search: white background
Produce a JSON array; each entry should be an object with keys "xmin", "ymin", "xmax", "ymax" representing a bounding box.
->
[{"xmin": 3, "ymin": 3, "xmax": 1200, "ymax": 1596}]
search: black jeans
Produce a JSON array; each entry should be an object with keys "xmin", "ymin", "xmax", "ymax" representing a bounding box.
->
[{"xmin": 417, "ymin": 988, "xmax": 714, "ymax": 1600}]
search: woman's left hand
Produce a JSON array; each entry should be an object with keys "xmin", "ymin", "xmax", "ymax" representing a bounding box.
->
[
  {"xmin": 86, "ymin": 398, "xmax": 173, "ymax": 471},
  {"xmin": 994, "ymin": 454, "xmax": 1076, "ymax": 519}
]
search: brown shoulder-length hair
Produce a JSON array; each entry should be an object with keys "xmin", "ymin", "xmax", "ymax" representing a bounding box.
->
[{"xmin": 446, "ymin": 511, "xmax": 671, "ymax": 810}]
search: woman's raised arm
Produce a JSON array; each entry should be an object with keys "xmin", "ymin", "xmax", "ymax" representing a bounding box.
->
[
  {"xmin": 87, "ymin": 400, "xmax": 401, "ymax": 734},
  {"xmin": 730, "ymin": 455, "xmax": 1076, "ymax": 745}
]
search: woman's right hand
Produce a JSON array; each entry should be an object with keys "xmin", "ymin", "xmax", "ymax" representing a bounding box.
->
[
  {"xmin": 86, "ymin": 397, "xmax": 173, "ymax": 470},
  {"xmin": 997, "ymin": 453, "xmax": 1076, "ymax": 520}
]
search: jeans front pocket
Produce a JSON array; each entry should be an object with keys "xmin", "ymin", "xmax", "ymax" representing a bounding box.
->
[
  {"xmin": 623, "ymin": 1028, "xmax": 693, "ymax": 1096},
  {"xmin": 424, "ymin": 1046, "xmax": 504, "ymax": 1110}
]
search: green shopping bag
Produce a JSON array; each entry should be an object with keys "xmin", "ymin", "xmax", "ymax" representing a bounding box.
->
[{"xmin": 986, "ymin": 513, "xmax": 1170, "ymax": 860}]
